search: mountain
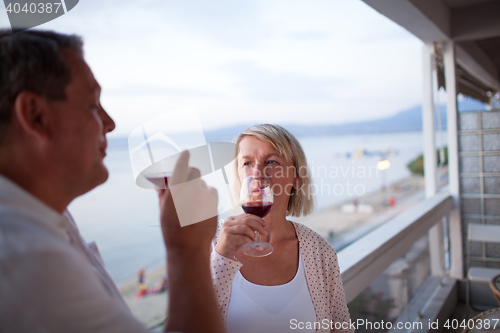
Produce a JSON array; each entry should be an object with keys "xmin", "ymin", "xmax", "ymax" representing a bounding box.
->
[
  {"xmin": 204, "ymin": 98, "xmax": 487, "ymax": 141},
  {"xmin": 109, "ymin": 98, "xmax": 488, "ymax": 147}
]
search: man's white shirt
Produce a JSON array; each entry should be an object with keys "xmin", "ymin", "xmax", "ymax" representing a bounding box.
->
[{"xmin": 0, "ymin": 175, "xmax": 151, "ymax": 333}]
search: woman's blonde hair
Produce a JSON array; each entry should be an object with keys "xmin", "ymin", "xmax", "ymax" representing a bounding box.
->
[{"xmin": 232, "ymin": 124, "xmax": 314, "ymax": 217}]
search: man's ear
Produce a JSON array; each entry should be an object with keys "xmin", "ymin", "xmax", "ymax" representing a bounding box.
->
[{"xmin": 13, "ymin": 91, "xmax": 52, "ymax": 141}]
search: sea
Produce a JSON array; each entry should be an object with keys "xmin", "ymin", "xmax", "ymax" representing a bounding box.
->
[{"xmin": 68, "ymin": 130, "xmax": 443, "ymax": 285}]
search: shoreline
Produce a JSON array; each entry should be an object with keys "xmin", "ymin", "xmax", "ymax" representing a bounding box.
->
[
  {"xmin": 295, "ymin": 174, "xmax": 425, "ymax": 239},
  {"xmin": 119, "ymin": 262, "xmax": 168, "ymax": 326},
  {"xmin": 118, "ymin": 262, "xmax": 167, "ymax": 294},
  {"xmin": 119, "ymin": 174, "xmax": 425, "ymax": 290}
]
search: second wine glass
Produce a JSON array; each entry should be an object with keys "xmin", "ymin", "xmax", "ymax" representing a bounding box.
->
[{"xmin": 240, "ymin": 175, "xmax": 274, "ymax": 257}]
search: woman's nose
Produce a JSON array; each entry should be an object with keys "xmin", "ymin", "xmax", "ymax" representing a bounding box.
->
[{"xmin": 251, "ymin": 163, "xmax": 265, "ymax": 179}]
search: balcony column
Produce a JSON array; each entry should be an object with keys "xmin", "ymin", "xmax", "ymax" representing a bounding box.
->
[
  {"xmin": 423, "ymin": 43, "xmax": 438, "ymax": 198},
  {"xmin": 443, "ymin": 41, "xmax": 464, "ymax": 279},
  {"xmin": 423, "ymin": 43, "xmax": 445, "ymax": 276}
]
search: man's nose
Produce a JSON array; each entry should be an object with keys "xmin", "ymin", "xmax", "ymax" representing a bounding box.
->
[{"xmin": 100, "ymin": 107, "xmax": 115, "ymax": 133}]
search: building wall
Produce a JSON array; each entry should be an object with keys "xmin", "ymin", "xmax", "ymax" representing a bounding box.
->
[{"xmin": 459, "ymin": 110, "xmax": 500, "ymax": 271}]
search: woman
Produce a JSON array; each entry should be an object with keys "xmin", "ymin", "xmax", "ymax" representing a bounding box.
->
[{"xmin": 211, "ymin": 124, "xmax": 352, "ymax": 333}]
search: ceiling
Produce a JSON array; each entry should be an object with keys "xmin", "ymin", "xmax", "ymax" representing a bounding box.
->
[
  {"xmin": 443, "ymin": 0, "xmax": 498, "ymax": 9},
  {"xmin": 363, "ymin": 0, "xmax": 500, "ymax": 96},
  {"xmin": 477, "ymin": 36, "xmax": 500, "ymax": 71}
]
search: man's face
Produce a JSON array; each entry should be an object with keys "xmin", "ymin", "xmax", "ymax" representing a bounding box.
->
[{"xmin": 47, "ymin": 49, "xmax": 115, "ymax": 196}]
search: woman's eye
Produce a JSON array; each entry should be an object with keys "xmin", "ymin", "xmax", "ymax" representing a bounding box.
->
[
  {"xmin": 243, "ymin": 162, "xmax": 251, "ymax": 166},
  {"xmin": 267, "ymin": 160, "xmax": 278, "ymax": 165}
]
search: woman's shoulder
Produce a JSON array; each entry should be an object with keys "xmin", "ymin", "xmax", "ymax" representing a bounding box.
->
[
  {"xmin": 290, "ymin": 221, "xmax": 337, "ymax": 255},
  {"xmin": 290, "ymin": 221, "xmax": 327, "ymax": 242}
]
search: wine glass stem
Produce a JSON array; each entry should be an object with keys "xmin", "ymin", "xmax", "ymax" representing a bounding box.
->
[{"xmin": 254, "ymin": 230, "xmax": 258, "ymax": 241}]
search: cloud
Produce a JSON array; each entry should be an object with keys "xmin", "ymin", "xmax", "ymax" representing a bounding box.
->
[
  {"xmin": 104, "ymin": 84, "xmax": 222, "ymax": 98},
  {"xmin": 227, "ymin": 62, "xmax": 353, "ymax": 103},
  {"xmin": 147, "ymin": 0, "xmax": 274, "ymax": 49},
  {"xmin": 5, "ymin": 0, "xmax": 424, "ymax": 134},
  {"xmin": 286, "ymin": 31, "xmax": 330, "ymax": 41}
]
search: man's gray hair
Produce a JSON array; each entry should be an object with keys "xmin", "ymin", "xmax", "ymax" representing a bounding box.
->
[{"xmin": 0, "ymin": 30, "xmax": 83, "ymax": 142}]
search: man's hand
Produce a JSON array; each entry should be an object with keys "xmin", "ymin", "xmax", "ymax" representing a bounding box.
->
[
  {"xmin": 158, "ymin": 150, "xmax": 224, "ymax": 333},
  {"xmin": 158, "ymin": 150, "xmax": 218, "ymax": 255}
]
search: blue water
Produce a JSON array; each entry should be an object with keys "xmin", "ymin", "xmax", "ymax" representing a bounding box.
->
[{"xmin": 68, "ymin": 131, "xmax": 435, "ymax": 284}]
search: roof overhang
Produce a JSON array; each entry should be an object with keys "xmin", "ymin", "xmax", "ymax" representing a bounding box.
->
[{"xmin": 363, "ymin": 0, "xmax": 500, "ymax": 95}]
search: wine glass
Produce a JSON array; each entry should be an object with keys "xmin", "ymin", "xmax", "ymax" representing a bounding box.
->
[
  {"xmin": 141, "ymin": 137, "xmax": 181, "ymax": 189},
  {"xmin": 240, "ymin": 175, "xmax": 274, "ymax": 257},
  {"xmin": 127, "ymin": 107, "xmax": 239, "ymax": 226},
  {"xmin": 128, "ymin": 108, "xmax": 207, "ymax": 190}
]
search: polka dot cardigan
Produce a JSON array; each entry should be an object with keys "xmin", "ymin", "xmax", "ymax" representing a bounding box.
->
[{"xmin": 211, "ymin": 221, "xmax": 353, "ymax": 333}]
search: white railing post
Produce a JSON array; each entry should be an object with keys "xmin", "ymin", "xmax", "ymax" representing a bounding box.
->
[
  {"xmin": 423, "ymin": 43, "xmax": 438, "ymax": 198},
  {"xmin": 423, "ymin": 43, "xmax": 445, "ymax": 276},
  {"xmin": 443, "ymin": 41, "xmax": 464, "ymax": 279},
  {"xmin": 429, "ymin": 220, "xmax": 445, "ymax": 275}
]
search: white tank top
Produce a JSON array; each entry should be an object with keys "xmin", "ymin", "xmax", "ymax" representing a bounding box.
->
[{"xmin": 225, "ymin": 252, "xmax": 316, "ymax": 333}]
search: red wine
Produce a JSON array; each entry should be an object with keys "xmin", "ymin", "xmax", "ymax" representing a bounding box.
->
[
  {"xmin": 242, "ymin": 202, "xmax": 273, "ymax": 218},
  {"xmin": 146, "ymin": 175, "xmax": 170, "ymax": 188}
]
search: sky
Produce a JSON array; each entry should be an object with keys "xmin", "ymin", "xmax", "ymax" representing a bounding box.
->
[{"xmin": 0, "ymin": 0, "xmax": 425, "ymax": 137}]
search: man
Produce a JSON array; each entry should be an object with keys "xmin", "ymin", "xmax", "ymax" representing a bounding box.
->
[{"xmin": 0, "ymin": 30, "xmax": 223, "ymax": 333}]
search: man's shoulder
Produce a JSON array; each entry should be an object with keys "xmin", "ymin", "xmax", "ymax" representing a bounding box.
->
[
  {"xmin": 0, "ymin": 206, "xmax": 73, "ymax": 259},
  {"xmin": 0, "ymin": 207, "xmax": 97, "ymax": 296}
]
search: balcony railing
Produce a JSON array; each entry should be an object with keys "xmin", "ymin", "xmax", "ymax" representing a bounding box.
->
[
  {"xmin": 338, "ymin": 191, "xmax": 453, "ymax": 303},
  {"xmin": 147, "ymin": 192, "xmax": 455, "ymax": 332}
]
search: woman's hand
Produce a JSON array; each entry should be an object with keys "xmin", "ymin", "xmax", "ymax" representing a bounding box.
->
[{"xmin": 215, "ymin": 214, "xmax": 267, "ymax": 259}]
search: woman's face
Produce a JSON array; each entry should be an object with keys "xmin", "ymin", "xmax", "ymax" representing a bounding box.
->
[{"xmin": 237, "ymin": 136, "xmax": 296, "ymax": 215}]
